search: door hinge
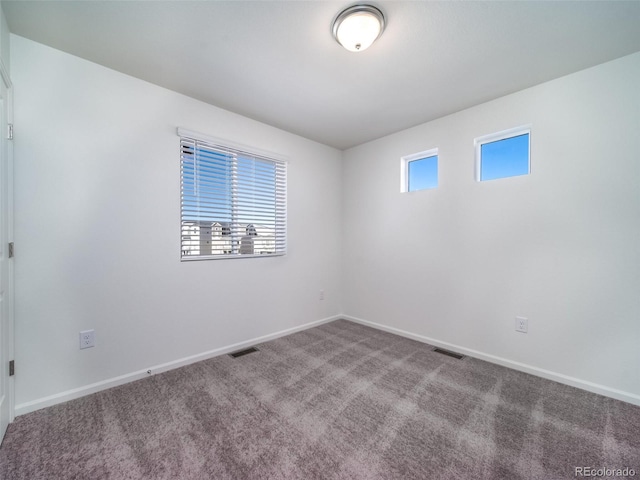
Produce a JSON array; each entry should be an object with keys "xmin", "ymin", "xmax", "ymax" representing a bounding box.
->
[
  {"xmin": 7, "ymin": 123, "xmax": 13, "ymax": 140},
  {"xmin": 9, "ymin": 360, "xmax": 14, "ymax": 376},
  {"xmin": 8, "ymin": 242, "xmax": 13, "ymax": 258}
]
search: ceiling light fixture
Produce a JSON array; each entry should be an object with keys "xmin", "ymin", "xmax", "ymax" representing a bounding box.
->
[{"xmin": 332, "ymin": 4, "xmax": 386, "ymax": 53}]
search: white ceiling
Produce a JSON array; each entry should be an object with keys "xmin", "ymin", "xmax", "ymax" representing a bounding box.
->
[{"xmin": 4, "ymin": 1, "xmax": 640, "ymax": 150}]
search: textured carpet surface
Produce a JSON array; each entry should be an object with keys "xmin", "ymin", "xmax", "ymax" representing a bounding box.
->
[{"xmin": 1, "ymin": 320, "xmax": 638, "ymax": 479}]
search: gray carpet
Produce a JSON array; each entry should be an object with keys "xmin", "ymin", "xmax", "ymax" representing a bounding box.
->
[{"xmin": 1, "ymin": 320, "xmax": 638, "ymax": 479}]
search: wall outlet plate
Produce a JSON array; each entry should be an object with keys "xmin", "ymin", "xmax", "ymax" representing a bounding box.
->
[
  {"xmin": 515, "ymin": 317, "xmax": 528, "ymax": 333},
  {"xmin": 80, "ymin": 330, "xmax": 95, "ymax": 349}
]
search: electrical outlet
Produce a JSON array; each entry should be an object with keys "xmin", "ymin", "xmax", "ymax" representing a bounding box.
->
[
  {"xmin": 515, "ymin": 317, "xmax": 528, "ymax": 333},
  {"xmin": 79, "ymin": 330, "xmax": 95, "ymax": 349},
  {"xmin": 319, "ymin": 290, "xmax": 324, "ymax": 301}
]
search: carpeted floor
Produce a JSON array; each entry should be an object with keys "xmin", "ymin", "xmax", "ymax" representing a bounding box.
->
[{"xmin": 0, "ymin": 320, "xmax": 638, "ymax": 479}]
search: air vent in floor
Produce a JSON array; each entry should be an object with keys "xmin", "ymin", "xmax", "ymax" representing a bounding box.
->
[
  {"xmin": 229, "ymin": 347, "xmax": 259, "ymax": 358},
  {"xmin": 433, "ymin": 347, "xmax": 464, "ymax": 360}
]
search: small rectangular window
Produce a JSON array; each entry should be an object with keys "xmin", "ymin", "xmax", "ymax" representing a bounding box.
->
[
  {"xmin": 179, "ymin": 129, "xmax": 287, "ymax": 260},
  {"xmin": 475, "ymin": 126, "xmax": 530, "ymax": 181},
  {"xmin": 401, "ymin": 148, "xmax": 438, "ymax": 192}
]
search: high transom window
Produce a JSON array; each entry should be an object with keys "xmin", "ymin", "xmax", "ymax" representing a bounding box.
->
[
  {"xmin": 401, "ymin": 148, "xmax": 438, "ymax": 192},
  {"xmin": 475, "ymin": 126, "xmax": 530, "ymax": 181}
]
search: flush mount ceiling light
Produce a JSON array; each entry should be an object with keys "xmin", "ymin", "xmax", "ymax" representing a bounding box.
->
[{"xmin": 332, "ymin": 4, "xmax": 386, "ymax": 53}]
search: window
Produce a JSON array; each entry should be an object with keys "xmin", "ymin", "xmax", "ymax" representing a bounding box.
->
[
  {"xmin": 475, "ymin": 126, "xmax": 530, "ymax": 181},
  {"xmin": 401, "ymin": 148, "xmax": 438, "ymax": 192},
  {"xmin": 179, "ymin": 129, "xmax": 286, "ymax": 260}
]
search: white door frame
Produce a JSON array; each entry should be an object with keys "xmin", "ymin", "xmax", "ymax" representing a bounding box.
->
[{"xmin": 0, "ymin": 55, "xmax": 14, "ymax": 443}]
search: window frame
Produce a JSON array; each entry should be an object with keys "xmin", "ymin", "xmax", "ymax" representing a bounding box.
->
[
  {"xmin": 474, "ymin": 125, "xmax": 531, "ymax": 182},
  {"xmin": 178, "ymin": 127, "xmax": 287, "ymax": 261},
  {"xmin": 400, "ymin": 148, "xmax": 439, "ymax": 193}
]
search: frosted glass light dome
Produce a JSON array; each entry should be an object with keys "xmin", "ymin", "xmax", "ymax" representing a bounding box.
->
[{"xmin": 332, "ymin": 5, "xmax": 385, "ymax": 52}]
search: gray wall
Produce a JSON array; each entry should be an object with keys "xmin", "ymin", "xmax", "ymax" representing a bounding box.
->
[
  {"xmin": 10, "ymin": 33, "xmax": 640, "ymax": 412},
  {"xmin": 342, "ymin": 53, "xmax": 640, "ymax": 403},
  {"xmin": 12, "ymin": 35, "xmax": 343, "ymax": 412}
]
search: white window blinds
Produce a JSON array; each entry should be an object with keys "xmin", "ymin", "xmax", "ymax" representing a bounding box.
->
[{"xmin": 179, "ymin": 131, "xmax": 287, "ymax": 260}]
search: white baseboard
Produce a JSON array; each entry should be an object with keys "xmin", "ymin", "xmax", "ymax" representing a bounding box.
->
[
  {"xmin": 15, "ymin": 313, "xmax": 639, "ymax": 416},
  {"xmin": 342, "ymin": 314, "xmax": 640, "ymax": 407},
  {"xmin": 14, "ymin": 314, "xmax": 342, "ymax": 417}
]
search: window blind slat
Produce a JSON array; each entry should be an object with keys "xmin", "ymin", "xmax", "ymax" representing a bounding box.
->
[{"xmin": 180, "ymin": 135, "xmax": 287, "ymax": 259}]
